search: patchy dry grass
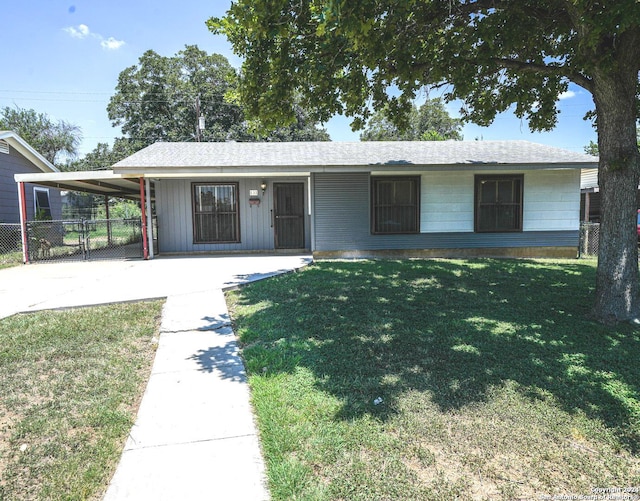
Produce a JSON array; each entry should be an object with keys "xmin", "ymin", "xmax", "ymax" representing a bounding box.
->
[
  {"xmin": 226, "ymin": 259, "xmax": 640, "ymax": 500},
  {"xmin": 0, "ymin": 301, "xmax": 163, "ymax": 500}
]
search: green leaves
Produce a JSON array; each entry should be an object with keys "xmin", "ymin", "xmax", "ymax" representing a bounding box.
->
[
  {"xmin": 0, "ymin": 106, "xmax": 82, "ymax": 166},
  {"xmin": 360, "ymin": 99, "xmax": 463, "ymax": 141},
  {"xmin": 107, "ymin": 45, "xmax": 241, "ymax": 145},
  {"xmin": 211, "ymin": 0, "xmax": 639, "ymax": 133}
]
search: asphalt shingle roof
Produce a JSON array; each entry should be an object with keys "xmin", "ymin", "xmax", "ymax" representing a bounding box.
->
[{"xmin": 113, "ymin": 140, "xmax": 597, "ymax": 170}]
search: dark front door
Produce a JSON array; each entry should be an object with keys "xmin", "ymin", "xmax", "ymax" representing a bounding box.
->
[{"xmin": 274, "ymin": 183, "xmax": 305, "ymax": 249}]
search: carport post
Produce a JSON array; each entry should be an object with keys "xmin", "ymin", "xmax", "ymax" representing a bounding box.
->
[
  {"xmin": 145, "ymin": 178, "xmax": 154, "ymax": 259},
  {"xmin": 139, "ymin": 177, "xmax": 149, "ymax": 260},
  {"xmin": 18, "ymin": 181, "xmax": 29, "ymax": 264}
]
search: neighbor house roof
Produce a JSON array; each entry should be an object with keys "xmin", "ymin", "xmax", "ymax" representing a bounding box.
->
[
  {"xmin": 113, "ymin": 140, "xmax": 597, "ymax": 176},
  {"xmin": 0, "ymin": 130, "xmax": 58, "ymax": 173}
]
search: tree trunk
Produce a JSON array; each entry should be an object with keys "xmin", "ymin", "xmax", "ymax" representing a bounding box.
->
[{"xmin": 592, "ymin": 70, "xmax": 640, "ymax": 324}]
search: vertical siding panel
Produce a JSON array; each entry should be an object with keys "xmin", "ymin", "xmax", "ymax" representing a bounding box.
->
[
  {"xmin": 314, "ymin": 173, "xmax": 370, "ymax": 251},
  {"xmin": 156, "ymin": 177, "xmax": 308, "ymax": 253}
]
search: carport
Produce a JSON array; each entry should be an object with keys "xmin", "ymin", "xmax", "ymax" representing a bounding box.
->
[{"xmin": 13, "ymin": 171, "xmax": 154, "ymax": 263}]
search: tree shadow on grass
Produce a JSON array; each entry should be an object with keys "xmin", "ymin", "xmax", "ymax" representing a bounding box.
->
[{"xmin": 230, "ymin": 259, "xmax": 640, "ymax": 453}]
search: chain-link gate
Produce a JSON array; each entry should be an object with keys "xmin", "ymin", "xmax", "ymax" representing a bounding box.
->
[
  {"xmin": 26, "ymin": 218, "xmax": 143, "ymax": 262},
  {"xmin": 579, "ymin": 222, "xmax": 600, "ymax": 257}
]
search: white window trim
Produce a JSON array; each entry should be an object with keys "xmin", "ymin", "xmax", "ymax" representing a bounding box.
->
[{"xmin": 33, "ymin": 187, "xmax": 52, "ymax": 218}]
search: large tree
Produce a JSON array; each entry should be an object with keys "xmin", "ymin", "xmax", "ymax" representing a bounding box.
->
[
  {"xmin": 107, "ymin": 44, "xmax": 328, "ymax": 147},
  {"xmin": 211, "ymin": 1, "xmax": 640, "ymax": 324},
  {"xmin": 0, "ymin": 106, "xmax": 81, "ymax": 165},
  {"xmin": 64, "ymin": 138, "xmax": 143, "ymax": 172},
  {"xmin": 361, "ymin": 98, "xmax": 462, "ymax": 141}
]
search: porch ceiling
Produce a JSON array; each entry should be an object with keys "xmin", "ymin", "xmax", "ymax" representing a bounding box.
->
[{"xmin": 14, "ymin": 171, "xmax": 153, "ymax": 201}]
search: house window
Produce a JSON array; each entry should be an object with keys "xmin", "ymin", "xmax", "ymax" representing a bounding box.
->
[
  {"xmin": 371, "ymin": 177, "xmax": 420, "ymax": 234},
  {"xmin": 475, "ymin": 175, "xmax": 523, "ymax": 232},
  {"xmin": 192, "ymin": 183, "xmax": 240, "ymax": 243},
  {"xmin": 34, "ymin": 188, "xmax": 52, "ymax": 219}
]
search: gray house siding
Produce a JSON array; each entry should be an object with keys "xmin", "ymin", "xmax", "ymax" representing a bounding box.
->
[
  {"xmin": 155, "ymin": 177, "xmax": 310, "ymax": 253},
  {"xmin": 312, "ymin": 172, "xmax": 578, "ymax": 252},
  {"xmin": 0, "ymin": 147, "xmax": 61, "ymax": 223}
]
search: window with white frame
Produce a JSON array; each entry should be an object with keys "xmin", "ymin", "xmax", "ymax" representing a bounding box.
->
[{"xmin": 34, "ymin": 187, "xmax": 52, "ymax": 220}]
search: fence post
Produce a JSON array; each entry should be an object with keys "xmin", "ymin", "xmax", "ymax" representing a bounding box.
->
[
  {"xmin": 105, "ymin": 195, "xmax": 112, "ymax": 246},
  {"xmin": 584, "ymin": 224, "xmax": 589, "ymax": 256}
]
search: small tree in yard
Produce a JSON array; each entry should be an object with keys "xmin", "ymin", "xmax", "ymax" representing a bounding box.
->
[{"xmin": 211, "ymin": 1, "xmax": 640, "ymax": 324}]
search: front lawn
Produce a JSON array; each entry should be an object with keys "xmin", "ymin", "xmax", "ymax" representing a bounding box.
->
[
  {"xmin": 226, "ymin": 259, "xmax": 640, "ymax": 500},
  {"xmin": 0, "ymin": 301, "xmax": 163, "ymax": 500}
]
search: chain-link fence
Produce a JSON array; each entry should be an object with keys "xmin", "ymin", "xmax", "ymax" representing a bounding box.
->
[
  {"xmin": 1, "ymin": 218, "xmax": 147, "ymax": 265},
  {"xmin": 27, "ymin": 219, "xmax": 143, "ymax": 262},
  {"xmin": 579, "ymin": 222, "xmax": 600, "ymax": 257},
  {"xmin": 0, "ymin": 223, "xmax": 23, "ymax": 267}
]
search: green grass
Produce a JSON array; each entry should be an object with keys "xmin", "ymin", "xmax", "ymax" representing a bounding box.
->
[
  {"xmin": 0, "ymin": 250, "xmax": 22, "ymax": 269},
  {"xmin": 226, "ymin": 258, "xmax": 640, "ymax": 500},
  {"xmin": 0, "ymin": 301, "xmax": 163, "ymax": 500}
]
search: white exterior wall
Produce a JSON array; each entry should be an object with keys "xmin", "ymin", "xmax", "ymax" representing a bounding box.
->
[
  {"xmin": 420, "ymin": 171, "xmax": 475, "ymax": 232},
  {"xmin": 420, "ymin": 169, "xmax": 581, "ymax": 233},
  {"xmin": 523, "ymin": 169, "xmax": 581, "ymax": 231}
]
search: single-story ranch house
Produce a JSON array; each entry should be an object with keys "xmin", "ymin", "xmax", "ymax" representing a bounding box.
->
[{"xmin": 15, "ymin": 140, "xmax": 597, "ymax": 259}]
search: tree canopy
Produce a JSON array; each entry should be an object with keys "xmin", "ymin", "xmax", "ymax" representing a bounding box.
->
[
  {"xmin": 211, "ymin": 1, "xmax": 640, "ymax": 324},
  {"xmin": 107, "ymin": 44, "xmax": 329, "ymax": 148},
  {"xmin": 360, "ymin": 99, "xmax": 462, "ymax": 141},
  {"xmin": 64, "ymin": 138, "xmax": 142, "ymax": 172},
  {"xmin": 0, "ymin": 106, "xmax": 82, "ymax": 165}
]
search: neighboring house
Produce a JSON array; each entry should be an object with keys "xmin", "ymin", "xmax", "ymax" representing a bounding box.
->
[
  {"xmin": 0, "ymin": 131, "xmax": 62, "ymax": 223},
  {"xmin": 580, "ymin": 168, "xmax": 599, "ymax": 222},
  {"xmin": 580, "ymin": 166, "xmax": 640, "ymax": 223},
  {"xmin": 110, "ymin": 140, "xmax": 595, "ymax": 258}
]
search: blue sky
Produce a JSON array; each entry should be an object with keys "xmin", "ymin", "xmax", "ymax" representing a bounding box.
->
[{"xmin": 2, "ymin": 1, "xmax": 597, "ymax": 158}]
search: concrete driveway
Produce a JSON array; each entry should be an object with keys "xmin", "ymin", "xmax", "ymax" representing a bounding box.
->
[{"xmin": 0, "ymin": 254, "xmax": 312, "ymax": 320}]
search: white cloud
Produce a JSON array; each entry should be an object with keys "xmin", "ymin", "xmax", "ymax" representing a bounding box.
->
[
  {"xmin": 64, "ymin": 24, "xmax": 90, "ymax": 39},
  {"xmin": 101, "ymin": 37, "xmax": 126, "ymax": 50},
  {"xmin": 63, "ymin": 24, "xmax": 125, "ymax": 50},
  {"xmin": 558, "ymin": 90, "xmax": 576, "ymax": 100}
]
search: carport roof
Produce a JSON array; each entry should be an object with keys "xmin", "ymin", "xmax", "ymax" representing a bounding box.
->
[{"xmin": 14, "ymin": 170, "xmax": 150, "ymax": 201}]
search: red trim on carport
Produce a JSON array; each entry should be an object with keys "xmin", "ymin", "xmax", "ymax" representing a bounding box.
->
[{"xmin": 18, "ymin": 182, "xmax": 29, "ymax": 264}]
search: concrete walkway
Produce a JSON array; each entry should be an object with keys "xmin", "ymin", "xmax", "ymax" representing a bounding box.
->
[{"xmin": 0, "ymin": 255, "xmax": 312, "ymax": 500}]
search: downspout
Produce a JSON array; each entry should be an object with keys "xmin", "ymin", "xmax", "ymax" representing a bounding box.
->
[
  {"xmin": 18, "ymin": 182, "xmax": 29, "ymax": 263},
  {"xmin": 139, "ymin": 177, "xmax": 149, "ymax": 260},
  {"xmin": 145, "ymin": 178, "xmax": 154, "ymax": 259}
]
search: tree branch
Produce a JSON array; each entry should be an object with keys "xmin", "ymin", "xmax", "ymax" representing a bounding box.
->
[{"xmin": 489, "ymin": 57, "xmax": 594, "ymax": 92}]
